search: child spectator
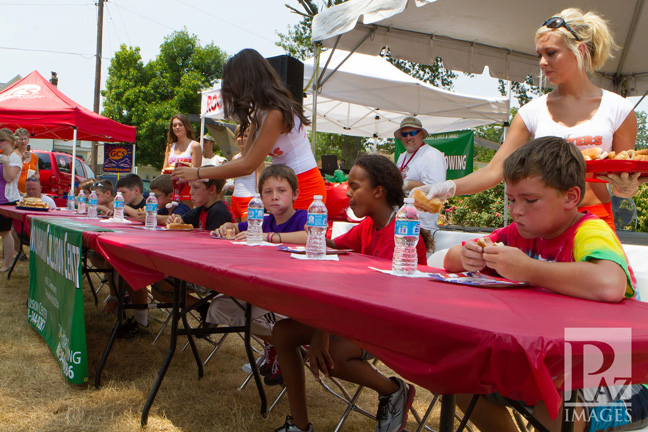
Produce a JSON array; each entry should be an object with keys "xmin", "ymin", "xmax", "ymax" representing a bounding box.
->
[
  {"xmin": 444, "ymin": 136, "xmax": 645, "ymax": 432},
  {"xmin": 115, "ymin": 174, "xmax": 146, "ymax": 219},
  {"xmin": 91, "ymin": 179, "xmax": 115, "ymax": 216},
  {"xmin": 210, "ymin": 164, "xmax": 308, "ymax": 386},
  {"xmin": 272, "ymin": 155, "xmax": 426, "ymax": 432}
]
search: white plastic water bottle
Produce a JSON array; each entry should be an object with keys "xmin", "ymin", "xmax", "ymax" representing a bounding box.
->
[
  {"xmin": 392, "ymin": 198, "xmax": 420, "ymax": 276},
  {"xmin": 77, "ymin": 190, "xmax": 87, "ymax": 214},
  {"xmin": 306, "ymin": 195, "xmax": 328, "ymax": 259},
  {"xmin": 145, "ymin": 193, "xmax": 158, "ymax": 229},
  {"xmin": 246, "ymin": 193, "xmax": 264, "ymax": 245},
  {"xmin": 114, "ymin": 191, "xmax": 125, "ymax": 220},
  {"xmin": 67, "ymin": 193, "xmax": 75, "ymax": 211},
  {"xmin": 87, "ymin": 190, "xmax": 98, "ymax": 219}
]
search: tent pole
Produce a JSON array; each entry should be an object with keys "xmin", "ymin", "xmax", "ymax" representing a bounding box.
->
[
  {"xmin": 70, "ymin": 127, "xmax": 78, "ymax": 198},
  {"xmin": 502, "ymin": 81, "xmax": 512, "ymax": 227},
  {"xmin": 199, "ymin": 117, "xmax": 205, "ymax": 149},
  {"xmin": 132, "ymin": 143, "xmax": 137, "ymax": 174},
  {"xmin": 310, "ymin": 43, "xmax": 322, "ymax": 158}
]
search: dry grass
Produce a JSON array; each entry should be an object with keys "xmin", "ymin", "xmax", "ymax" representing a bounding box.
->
[{"xmin": 0, "ymin": 256, "xmax": 449, "ymax": 432}]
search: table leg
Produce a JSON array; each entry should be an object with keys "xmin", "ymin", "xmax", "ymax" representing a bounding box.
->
[
  {"xmin": 179, "ymin": 283, "xmax": 204, "ymax": 380},
  {"xmin": 95, "ymin": 275, "xmax": 127, "ymax": 388},
  {"xmin": 7, "ymin": 220, "xmax": 25, "ymax": 280},
  {"xmin": 82, "ymin": 249, "xmax": 99, "ymax": 307},
  {"xmin": 439, "ymin": 395, "xmax": 456, "ymax": 432},
  {"xmin": 243, "ymin": 302, "xmax": 267, "ymax": 416},
  {"xmin": 141, "ymin": 277, "xmax": 181, "ymax": 426}
]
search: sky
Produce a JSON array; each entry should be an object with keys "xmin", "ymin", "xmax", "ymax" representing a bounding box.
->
[
  {"xmin": 1, "ymin": 0, "xmax": 303, "ymax": 110},
  {"xmin": 1, "ymin": 0, "xmax": 645, "ymax": 116}
]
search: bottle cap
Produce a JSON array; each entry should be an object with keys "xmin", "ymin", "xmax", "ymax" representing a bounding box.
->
[
  {"xmin": 404, "ymin": 198, "xmax": 414, "ymax": 204},
  {"xmin": 253, "ymin": 193, "xmax": 260, "ymax": 198},
  {"xmin": 314, "ymin": 195, "xmax": 323, "ymax": 200}
]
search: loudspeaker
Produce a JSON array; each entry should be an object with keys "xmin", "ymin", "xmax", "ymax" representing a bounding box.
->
[
  {"xmin": 266, "ymin": 55, "xmax": 304, "ymax": 109},
  {"xmin": 321, "ymin": 154, "xmax": 338, "ymax": 176}
]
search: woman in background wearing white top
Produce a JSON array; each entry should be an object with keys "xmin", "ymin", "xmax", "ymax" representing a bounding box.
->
[
  {"xmin": 225, "ymin": 125, "xmax": 265, "ymax": 222},
  {"xmin": 0, "ymin": 129, "xmax": 22, "ymax": 272},
  {"xmin": 163, "ymin": 113, "xmax": 202, "ymax": 170},
  {"xmin": 163, "ymin": 113, "xmax": 202, "ymax": 203},
  {"xmin": 419, "ymin": 8, "xmax": 642, "ymax": 229},
  {"xmin": 174, "ymin": 49, "xmax": 327, "ymax": 210}
]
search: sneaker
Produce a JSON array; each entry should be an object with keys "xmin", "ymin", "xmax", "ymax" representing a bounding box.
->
[
  {"xmin": 274, "ymin": 416, "xmax": 314, "ymax": 432},
  {"xmin": 260, "ymin": 343, "xmax": 276, "ymax": 376},
  {"xmin": 263, "ymin": 354, "xmax": 283, "ymax": 386},
  {"xmin": 375, "ymin": 377, "xmax": 415, "ymax": 432},
  {"xmin": 116, "ymin": 317, "xmax": 152, "ymax": 339}
]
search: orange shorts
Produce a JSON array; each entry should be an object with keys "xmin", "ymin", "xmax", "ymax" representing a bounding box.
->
[
  {"xmin": 230, "ymin": 195, "xmax": 253, "ymax": 220},
  {"xmin": 579, "ymin": 202, "xmax": 614, "ymax": 229},
  {"xmin": 294, "ymin": 167, "xmax": 327, "ymax": 210}
]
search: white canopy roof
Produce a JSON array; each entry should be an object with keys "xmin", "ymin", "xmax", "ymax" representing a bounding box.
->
[
  {"xmin": 303, "ymin": 49, "xmax": 509, "ymax": 138},
  {"xmin": 312, "ymin": 0, "xmax": 648, "ymax": 97}
]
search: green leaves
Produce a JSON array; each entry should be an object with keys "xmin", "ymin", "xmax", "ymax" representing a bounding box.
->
[{"xmin": 102, "ymin": 30, "xmax": 228, "ymax": 168}]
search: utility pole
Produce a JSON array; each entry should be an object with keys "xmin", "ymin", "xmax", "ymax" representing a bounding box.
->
[{"xmin": 91, "ymin": 0, "xmax": 105, "ymax": 173}]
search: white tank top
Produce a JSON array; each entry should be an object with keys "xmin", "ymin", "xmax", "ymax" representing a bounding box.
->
[
  {"xmin": 518, "ymin": 89, "xmax": 634, "ymax": 153},
  {"xmin": 167, "ymin": 142, "xmax": 195, "ymax": 166},
  {"xmin": 232, "ymin": 153, "xmax": 257, "ymax": 198},
  {"xmin": 259, "ymin": 110, "xmax": 317, "ymax": 175}
]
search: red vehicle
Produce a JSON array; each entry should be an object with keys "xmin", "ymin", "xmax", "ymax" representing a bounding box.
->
[{"xmin": 34, "ymin": 150, "xmax": 96, "ymax": 206}]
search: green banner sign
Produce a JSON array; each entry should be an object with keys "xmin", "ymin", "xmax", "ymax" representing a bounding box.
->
[
  {"xmin": 395, "ymin": 129, "xmax": 474, "ymax": 180},
  {"xmin": 27, "ymin": 217, "xmax": 88, "ymax": 384}
]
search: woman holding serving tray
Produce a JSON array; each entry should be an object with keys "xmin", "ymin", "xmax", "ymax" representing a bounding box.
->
[
  {"xmin": 418, "ymin": 8, "xmax": 646, "ymax": 229},
  {"xmin": 173, "ymin": 49, "xmax": 327, "ymax": 210}
]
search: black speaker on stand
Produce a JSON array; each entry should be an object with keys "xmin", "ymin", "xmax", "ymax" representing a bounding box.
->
[{"xmin": 266, "ymin": 55, "xmax": 304, "ymax": 109}]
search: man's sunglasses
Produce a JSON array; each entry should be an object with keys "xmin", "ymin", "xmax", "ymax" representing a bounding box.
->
[
  {"xmin": 400, "ymin": 130, "xmax": 420, "ymax": 138},
  {"xmin": 542, "ymin": 17, "xmax": 581, "ymax": 41}
]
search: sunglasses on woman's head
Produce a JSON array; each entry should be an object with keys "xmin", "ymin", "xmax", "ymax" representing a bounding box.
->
[
  {"xmin": 542, "ymin": 17, "xmax": 581, "ymax": 41},
  {"xmin": 400, "ymin": 130, "xmax": 420, "ymax": 138}
]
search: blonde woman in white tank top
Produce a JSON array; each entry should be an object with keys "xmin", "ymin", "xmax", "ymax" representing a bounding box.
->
[{"xmin": 417, "ymin": 8, "xmax": 643, "ymax": 229}]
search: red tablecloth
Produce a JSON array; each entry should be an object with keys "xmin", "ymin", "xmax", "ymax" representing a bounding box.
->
[
  {"xmin": 0, "ymin": 207, "xmax": 86, "ymax": 235},
  {"xmin": 87, "ymin": 228, "xmax": 648, "ymax": 418}
]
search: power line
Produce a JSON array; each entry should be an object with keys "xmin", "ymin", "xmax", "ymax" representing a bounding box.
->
[
  {"xmin": 110, "ymin": 0, "xmax": 132, "ymax": 46},
  {"xmin": 0, "ymin": 46, "xmax": 110, "ymax": 60},
  {"xmin": 0, "ymin": 2, "xmax": 92, "ymax": 5},
  {"xmin": 173, "ymin": 0, "xmax": 276, "ymax": 44},
  {"xmin": 109, "ymin": 2, "xmax": 176, "ymax": 31}
]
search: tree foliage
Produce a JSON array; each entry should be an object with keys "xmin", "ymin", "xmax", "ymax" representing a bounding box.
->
[{"xmin": 102, "ymin": 30, "xmax": 228, "ymax": 169}]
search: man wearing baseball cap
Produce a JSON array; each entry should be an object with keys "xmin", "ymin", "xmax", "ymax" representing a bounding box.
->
[
  {"xmin": 201, "ymin": 134, "xmax": 227, "ymax": 167},
  {"xmin": 394, "ymin": 116, "xmax": 446, "ymax": 229}
]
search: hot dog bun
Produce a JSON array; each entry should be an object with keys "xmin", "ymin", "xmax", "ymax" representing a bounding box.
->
[
  {"xmin": 167, "ymin": 223, "xmax": 194, "ymax": 230},
  {"xmin": 476, "ymin": 237, "xmax": 504, "ymax": 248},
  {"xmin": 412, "ymin": 189, "xmax": 444, "ymax": 214},
  {"xmin": 581, "ymin": 147, "xmax": 603, "ymax": 160}
]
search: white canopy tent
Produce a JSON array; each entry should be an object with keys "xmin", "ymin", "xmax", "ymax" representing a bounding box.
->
[
  {"xmin": 302, "ymin": 49, "xmax": 509, "ymax": 138},
  {"xmin": 312, "ymin": 0, "xmax": 648, "ymax": 98}
]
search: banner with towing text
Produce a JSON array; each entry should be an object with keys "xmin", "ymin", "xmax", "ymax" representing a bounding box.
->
[
  {"xmin": 394, "ymin": 129, "xmax": 474, "ymax": 180},
  {"xmin": 27, "ymin": 217, "xmax": 112, "ymax": 384}
]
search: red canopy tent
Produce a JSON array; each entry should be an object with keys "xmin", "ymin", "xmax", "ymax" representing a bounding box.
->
[{"xmin": 0, "ymin": 70, "xmax": 136, "ymax": 194}]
